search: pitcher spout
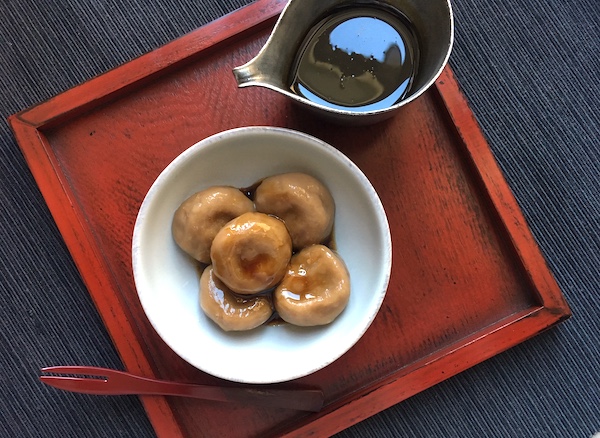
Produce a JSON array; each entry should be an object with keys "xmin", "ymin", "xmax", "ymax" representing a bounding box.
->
[
  {"xmin": 232, "ymin": 62, "xmax": 258, "ymax": 87},
  {"xmin": 232, "ymin": 55, "xmax": 287, "ymax": 90}
]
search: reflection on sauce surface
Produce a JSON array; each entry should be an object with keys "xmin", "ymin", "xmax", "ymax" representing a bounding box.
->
[{"xmin": 291, "ymin": 7, "xmax": 418, "ymax": 111}]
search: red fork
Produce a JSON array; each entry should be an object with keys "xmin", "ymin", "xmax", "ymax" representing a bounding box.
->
[{"xmin": 40, "ymin": 366, "xmax": 324, "ymax": 412}]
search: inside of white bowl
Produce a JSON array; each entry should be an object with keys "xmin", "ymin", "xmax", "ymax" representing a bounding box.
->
[{"xmin": 132, "ymin": 126, "xmax": 391, "ymax": 383}]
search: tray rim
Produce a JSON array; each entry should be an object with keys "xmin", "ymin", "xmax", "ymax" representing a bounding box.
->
[{"xmin": 8, "ymin": 0, "xmax": 571, "ymax": 436}]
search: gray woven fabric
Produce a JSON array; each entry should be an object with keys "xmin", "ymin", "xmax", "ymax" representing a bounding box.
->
[{"xmin": 1, "ymin": 0, "xmax": 598, "ymax": 437}]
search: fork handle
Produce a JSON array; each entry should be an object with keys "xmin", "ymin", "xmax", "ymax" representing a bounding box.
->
[{"xmin": 116, "ymin": 371, "xmax": 324, "ymax": 412}]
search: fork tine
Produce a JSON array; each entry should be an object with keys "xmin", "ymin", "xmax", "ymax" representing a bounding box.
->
[
  {"xmin": 41, "ymin": 366, "xmax": 112, "ymax": 377},
  {"xmin": 41, "ymin": 366, "xmax": 118, "ymax": 379},
  {"xmin": 40, "ymin": 367, "xmax": 143, "ymax": 396},
  {"xmin": 40, "ymin": 367, "xmax": 114, "ymax": 395},
  {"xmin": 40, "ymin": 376, "xmax": 109, "ymax": 395}
]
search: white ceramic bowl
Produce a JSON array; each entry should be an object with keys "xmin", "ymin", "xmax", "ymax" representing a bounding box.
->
[{"xmin": 132, "ymin": 126, "xmax": 392, "ymax": 384}]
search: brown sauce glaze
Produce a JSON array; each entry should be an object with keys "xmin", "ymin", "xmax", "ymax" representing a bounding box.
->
[{"xmin": 187, "ymin": 173, "xmax": 344, "ymax": 331}]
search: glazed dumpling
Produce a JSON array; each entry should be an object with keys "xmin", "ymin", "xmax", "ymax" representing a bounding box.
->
[
  {"xmin": 200, "ymin": 266, "xmax": 273, "ymax": 331},
  {"xmin": 210, "ymin": 212, "xmax": 292, "ymax": 294},
  {"xmin": 274, "ymin": 244, "xmax": 350, "ymax": 326},
  {"xmin": 171, "ymin": 186, "xmax": 254, "ymax": 264},
  {"xmin": 254, "ymin": 173, "xmax": 334, "ymax": 250}
]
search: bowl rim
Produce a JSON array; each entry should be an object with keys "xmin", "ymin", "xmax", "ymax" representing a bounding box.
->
[{"xmin": 132, "ymin": 126, "xmax": 392, "ymax": 383}]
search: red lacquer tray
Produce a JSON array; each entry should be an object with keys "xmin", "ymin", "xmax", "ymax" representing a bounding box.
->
[{"xmin": 9, "ymin": 0, "xmax": 570, "ymax": 436}]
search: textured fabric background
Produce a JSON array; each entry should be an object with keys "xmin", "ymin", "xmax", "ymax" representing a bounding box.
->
[{"xmin": 1, "ymin": 0, "xmax": 598, "ymax": 437}]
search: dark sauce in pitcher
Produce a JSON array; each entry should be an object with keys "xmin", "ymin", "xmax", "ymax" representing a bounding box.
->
[{"xmin": 290, "ymin": 7, "xmax": 419, "ymax": 112}]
